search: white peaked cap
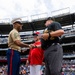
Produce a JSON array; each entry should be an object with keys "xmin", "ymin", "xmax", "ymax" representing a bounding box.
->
[{"xmin": 11, "ymin": 18, "xmax": 22, "ymax": 24}]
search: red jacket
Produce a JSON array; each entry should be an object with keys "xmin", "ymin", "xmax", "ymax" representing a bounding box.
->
[{"xmin": 28, "ymin": 41, "xmax": 44, "ymax": 65}]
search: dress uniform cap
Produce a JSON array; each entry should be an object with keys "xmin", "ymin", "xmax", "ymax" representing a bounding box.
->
[{"xmin": 11, "ymin": 18, "xmax": 22, "ymax": 25}]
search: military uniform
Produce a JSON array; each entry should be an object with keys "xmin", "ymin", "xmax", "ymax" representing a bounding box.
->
[
  {"xmin": 7, "ymin": 28, "xmax": 21, "ymax": 75},
  {"xmin": 41, "ymin": 22, "xmax": 63, "ymax": 75}
]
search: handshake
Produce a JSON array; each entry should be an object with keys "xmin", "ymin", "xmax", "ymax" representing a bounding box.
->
[
  {"xmin": 29, "ymin": 44, "xmax": 37, "ymax": 49},
  {"xmin": 21, "ymin": 44, "xmax": 38, "ymax": 53}
]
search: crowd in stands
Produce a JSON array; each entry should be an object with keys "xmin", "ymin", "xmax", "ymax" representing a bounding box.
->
[
  {"xmin": 0, "ymin": 64, "xmax": 45, "ymax": 75},
  {"xmin": 0, "ymin": 60, "xmax": 75, "ymax": 75},
  {"xmin": 62, "ymin": 60, "xmax": 75, "ymax": 75},
  {"xmin": 0, "ymin": 38, "xmax": 8, "ymax": 44},
  {"xmin": 0, "ymin": 56, "xmax": 6, "ymax": 60},
  {"xmin": 0, "ymin": 65, "xmax": 7, "ymax": 75},
  {"xmin": 1, "ymin": 59, "xmax": 75, "ymax": 75}
]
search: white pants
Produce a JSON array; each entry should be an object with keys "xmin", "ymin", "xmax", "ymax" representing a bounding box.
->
[{"xmin": 30, "ymin": 65, "xmax": 41, "ymax": 75}]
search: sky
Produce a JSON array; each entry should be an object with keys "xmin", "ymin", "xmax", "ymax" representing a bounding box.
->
[{"xmin": 0, "ymin": 0, "xmax": 75, "ymax": 22}]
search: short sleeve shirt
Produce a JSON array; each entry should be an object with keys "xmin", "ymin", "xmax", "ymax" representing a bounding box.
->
[
  {"xmin": 41, "ymin": 21, "xmax": 62, "ymax": 50},
  {"xmin": 8, "ymin": 28, "xmax": 21, "ymax": 52},
  {"xmin": 43, "ymin": 21, "xmax": 62, "ymax": 42},
  {"xmin": 28, "ymin": 41, "xmax": 44, "ymax": 65}
]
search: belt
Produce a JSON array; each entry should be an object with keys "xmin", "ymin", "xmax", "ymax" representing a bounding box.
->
[
  {"xmin": 9, "ymin": 48, "xmax": 20, "ymax": 52},
  {"xmin": 51, "ymin": 43, "xmax": 60, "ymax": 45}
]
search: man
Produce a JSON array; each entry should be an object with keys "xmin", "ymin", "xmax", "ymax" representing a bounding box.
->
[
  {"xmin": 26, "ymin": 32, "xmax": 44, "ymax": 75},
  {"xmin": 6, "ymin": 19, "xmax": 32, "ymax": 75},
  {"xmin": 41, "ymin": 17, "xmax": 64, "ymax": 75}
]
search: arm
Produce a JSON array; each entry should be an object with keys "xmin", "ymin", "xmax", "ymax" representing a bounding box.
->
[
  {"xmin": 26, "ymin": 59, "xmax": 29, "ymax": 65},
  {"xmin": 14, "ymin": 40, "xmax": 30, "ymax": 47},
  {"xmin": 11, "ymin": 32, "xmax": 31, "ymax": 48},
  {"xmin": 42, "ymin": 29, "xmax": 64, "ymax": 40},
  {"xmin": 26, "ymin": 49, "xmax": 31, "ymax": 65},
  {"xmin": 50, "ymin": 29, "xmax": 64, "ymax": 37},
  {"xmin": 31, "ymin": 41, "xmax": 42, "ymax": 48},
  {"xmin": 35, "ymin": 44, "xmax": 41, "ymax": 48}
]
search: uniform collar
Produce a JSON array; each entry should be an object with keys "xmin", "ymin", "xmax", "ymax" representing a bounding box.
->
[{"xmin": 13, "ymin": 28, "xmax": 18, "ymax": 32}]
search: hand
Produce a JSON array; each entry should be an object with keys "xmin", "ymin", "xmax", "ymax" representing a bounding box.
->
[
  {"xmin": 30, "ymin": 44, "xmax": 36, "ymax": 48},
  {"xmin": 26, "ymin": 60, "xmax": 29, "ymax": 66},
  {"xmin": 42, "ymin": 62, "xmax": 45, "ymax": 65},
  {"xmin": 42, "ymin": 33, "xmax": 49, "ymax": 40},
  {"xmin": 29, "ymin": 44, "xmax": 33, "ymax": 49},
  {"xmin": 21, "ymin": 50, "xmax": 25, "ymax": 53},
  {"xmin": 29, "ymin": 44, "xmax": 35, "ymax": 49},
  {"xmin": 21, "ymin": 49, "xmax": 28, "ymax": 53}
]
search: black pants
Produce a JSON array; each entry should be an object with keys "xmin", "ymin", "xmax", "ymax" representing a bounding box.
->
[{"xmin": 44, "ymin": 44, "xmax": 63, "ymax": 75}]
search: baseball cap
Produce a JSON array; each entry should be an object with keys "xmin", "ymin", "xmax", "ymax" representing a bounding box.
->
[
  {"xmin": 32, "ymin": 32, "xmax": 40, "ymax": 36},
  {"xmin": 11, "ymin": 18, "xmax": 23, "ymax": 25},
  {"xmin": 44, "ymin": 17, "xmax": 54, "ymax": 23}
]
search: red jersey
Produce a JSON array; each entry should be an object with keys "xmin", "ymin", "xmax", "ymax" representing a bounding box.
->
[{"xmin": 28, "ymin": 41, "xmax": 44, "ymax": 65}]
